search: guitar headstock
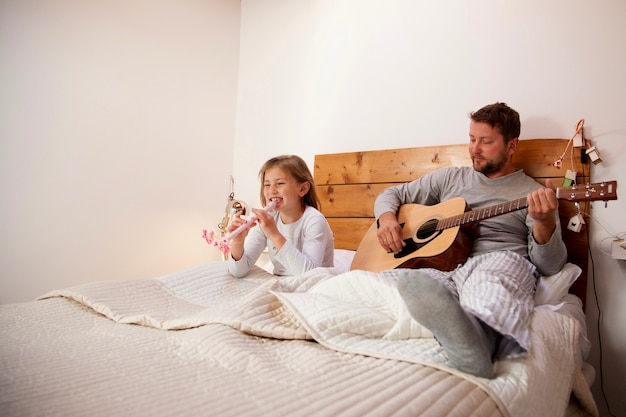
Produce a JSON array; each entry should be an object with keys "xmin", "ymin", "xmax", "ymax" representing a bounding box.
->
[{"xmin": 556, "ymin": 181, "xmax": 618, "ymax": 202}]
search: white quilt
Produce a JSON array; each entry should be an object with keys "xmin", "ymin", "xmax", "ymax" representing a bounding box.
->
[{"xmin": 38, "ymin": 261, "xmax": 598, "ymax": 417}]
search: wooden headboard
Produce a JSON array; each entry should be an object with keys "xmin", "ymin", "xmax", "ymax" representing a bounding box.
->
[{"xmin": 314, "ymin": 139, "xmax": 591, "ymax": 306}]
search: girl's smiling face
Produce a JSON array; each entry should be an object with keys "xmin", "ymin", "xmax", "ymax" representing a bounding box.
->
[{"xmin": 263, "ymin": 167, "xmax": 309, "ymax": 215}]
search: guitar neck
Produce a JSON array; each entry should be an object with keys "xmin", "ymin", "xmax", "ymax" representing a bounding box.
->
[
  {"xmin": 435, "ymin": 180, "xmax": 618, "ymax": 231},
  {"xmin": 437, "ymin": 197, "xmax": 528, "ymax": 230}
]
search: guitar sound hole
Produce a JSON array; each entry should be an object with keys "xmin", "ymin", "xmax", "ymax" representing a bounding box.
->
[{"xmin": 415, "ymin": 219, "xmax": 439, "ymax": 241}]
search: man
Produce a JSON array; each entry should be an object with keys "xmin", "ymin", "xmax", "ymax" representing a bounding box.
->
[{"xmin": 375, "ymin": 102, "xmax": 567, "ymax": 378}]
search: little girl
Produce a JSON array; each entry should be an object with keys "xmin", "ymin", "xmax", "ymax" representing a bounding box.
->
[{"xmin": 227, "ymin": 155, "xmax": 334, "ymax": 277}]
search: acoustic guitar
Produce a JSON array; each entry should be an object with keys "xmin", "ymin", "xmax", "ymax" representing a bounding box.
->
[{"xmin": 350, "ymin": 181, "xmax": 618, "ymax": 272}]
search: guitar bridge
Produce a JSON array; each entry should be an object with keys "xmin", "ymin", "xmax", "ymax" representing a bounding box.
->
[{"xmin": 394, "ymin": 231, "xmax": 442, "ymax": 259}]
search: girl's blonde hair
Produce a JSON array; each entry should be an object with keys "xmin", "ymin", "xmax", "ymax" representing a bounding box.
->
[{"xmin": 258, "ymin": 155, "xmax": 321, "ymax": 210}]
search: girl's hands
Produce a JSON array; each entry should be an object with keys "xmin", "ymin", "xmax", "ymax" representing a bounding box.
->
[
  {"xmin": 229, "ymin": 206, "xmax": 287, "ymax": 258},
  {"xmin": 252, "ymin": 208, "xmax": 277, "ymax": 237},
  {"xmin": 228, "ymin": 212, "xmax": 253, "ymax": 243},
  {"xmin": 227, "ymin": 212, "xmax": 253, "ymax": 260},
  {"xmin": 253, "ymin": 208, "xmax": 286, "ymax": 252}
]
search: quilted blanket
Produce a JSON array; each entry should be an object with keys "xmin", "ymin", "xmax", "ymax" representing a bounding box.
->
[{"xmin": 37, "ymin": 261, "xmax": 598, "ymax": 417}]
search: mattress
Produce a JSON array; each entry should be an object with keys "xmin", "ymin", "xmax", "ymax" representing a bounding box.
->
[{"xmin": 0, "ymin": 262, "xmax": 599, "ymax": 417}]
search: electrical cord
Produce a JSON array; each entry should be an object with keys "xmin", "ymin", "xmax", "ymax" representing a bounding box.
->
[
  {"xmin": 599, "ymin": 232, "xmax": 626, "ymax": 256},
  {"xmin": 587, "ymin": 223, "xmax": 617, "ymax": 417},
  {"xmin": 579, "ymin": 151, "xmax": 616, "ymax": 416}
]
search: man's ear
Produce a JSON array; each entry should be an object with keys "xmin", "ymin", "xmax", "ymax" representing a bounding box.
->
[{"xmin": 508, "ymin": 137, "xmax": 519, "ymax": 156}]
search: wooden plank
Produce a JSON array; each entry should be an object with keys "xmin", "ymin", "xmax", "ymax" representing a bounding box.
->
[
  {"xmin": 314, "ymin": 139, "xmax": 590, "ymax": 186},
  {"xmin": 514, "ymin": 139, "xmax": 587, "ymax": 178},
  {"xmin": 317, "ymin": 183, "xmax": 389, "ymax": 217},
  {"xmin": 561, "ymin": 224, "xmax": 589, "ymax": 259},
  {"xmin": 314, "ymin": 145, "xmax": 472, "ymax": 185},
  {"xmin": 559, "ymin": 200, "xmax": 590, "ymax": 221},
  {"xmin": 327, "ymin": 218, "xmax": 373, "ymax": 250},
  {"xmin": 533, "ymin": 176, "xmax": 592, "ymax": 189}
]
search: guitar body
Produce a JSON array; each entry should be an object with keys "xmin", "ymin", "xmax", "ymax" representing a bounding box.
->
[
  {"xmin": 349, "ymin": 181, "xmax": 617, "ymax": 273},
  {"xmin": 350, "ymin": 197, "xmax": 472, "ymax": 272}
]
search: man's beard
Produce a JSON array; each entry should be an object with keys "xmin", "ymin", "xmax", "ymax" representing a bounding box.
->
[{"xmin": 472, "ymin": 150, "xmax": 508, "ymax": 176}]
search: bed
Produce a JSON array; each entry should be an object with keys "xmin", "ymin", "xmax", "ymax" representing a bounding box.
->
[{"xmin": 0, "ymin": 139, "xmax": 602, "ymax": 417}]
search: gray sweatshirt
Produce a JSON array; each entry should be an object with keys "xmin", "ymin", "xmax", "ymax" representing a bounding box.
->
[{"xmin": 374, "ymin": 167, "xmax": 567, "ymax": 276}]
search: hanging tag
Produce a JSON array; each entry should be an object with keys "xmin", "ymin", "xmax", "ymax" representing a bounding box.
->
[
  {"xmin": 586, "ymin": 146, "xmax": 602, "ymax": 165},
  {"xmin": 563, "ymin": 170, "xmax": 577, "ymax": 187},
  {"xmin": 573, "ymin": 129, "xmax": 584, "ymax": 147},
  {"xmin": 567, "ymin": 214, "xmax": 585, "ymax": 233}
]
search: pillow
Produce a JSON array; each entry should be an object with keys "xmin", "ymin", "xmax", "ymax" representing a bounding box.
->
[
  {"xmin": 333, "ymin": 250, "xmax": 580, "ymax": 306},
  {"xmin": 557, "ymin": 293, "xmax": 592, "ymax": 361},
  {"xmin": 258, "ymin": 249, "xmax": 356, "ymax": 274},
  {"xmin": 534, "ymin": 262, "xmax": 582, "ymax": 306},
  {"xmin": 333, "ymin": 249, "xmax": 356, "ymax": 273}
]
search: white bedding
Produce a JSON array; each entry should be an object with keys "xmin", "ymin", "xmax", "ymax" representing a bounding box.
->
[
  {"xmin": 19, "ymin": 261, "xmax": 598, "ymax": 417},
  {"xmin": 1, "ymin": 298, "xmax": 508, "ymax": 417}
]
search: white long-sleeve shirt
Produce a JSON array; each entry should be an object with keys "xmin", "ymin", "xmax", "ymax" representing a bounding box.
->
[{"xmin": 228, "ymin": 206, "xmax": 334, "ymax": 278}]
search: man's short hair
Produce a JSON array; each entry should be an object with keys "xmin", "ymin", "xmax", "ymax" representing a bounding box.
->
[{"xmin": 470, "ymin": 102, "xmax": 520, "ymax": 143}]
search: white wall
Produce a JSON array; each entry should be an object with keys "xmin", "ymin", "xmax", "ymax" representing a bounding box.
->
[
  {"xmin": 0, "ymin": 0, "xmax": 240, "ymax": 302},
  {"xmin": 1, "ymin": 0, "xmax": 624, "ymax": 415},
  {"xmin": 234, "ymin": 1, "xmax": 626, "ymax": 416}
]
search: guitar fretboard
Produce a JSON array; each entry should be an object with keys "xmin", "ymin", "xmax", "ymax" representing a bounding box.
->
[
  {"xmin": 416, "ymin": 181, "xmax": 616, "ymax": 233},
  {"xmin": 438, "ymin": 197, "xmax": 528, "ymax": 230}
]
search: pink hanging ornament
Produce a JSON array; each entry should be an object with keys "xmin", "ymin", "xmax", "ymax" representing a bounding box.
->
[{"xmin": 202, "ymin": 199, "xmax": 277, "ymax": 255}]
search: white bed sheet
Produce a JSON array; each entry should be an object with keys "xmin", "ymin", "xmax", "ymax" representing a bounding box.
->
[
  {"xmin": 16, "ymin": 261, "xmax": 598, "ymax": 417},
  {"xmin": 5, "ymin": 297, "xmax": 504, "ymax": 417}
]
